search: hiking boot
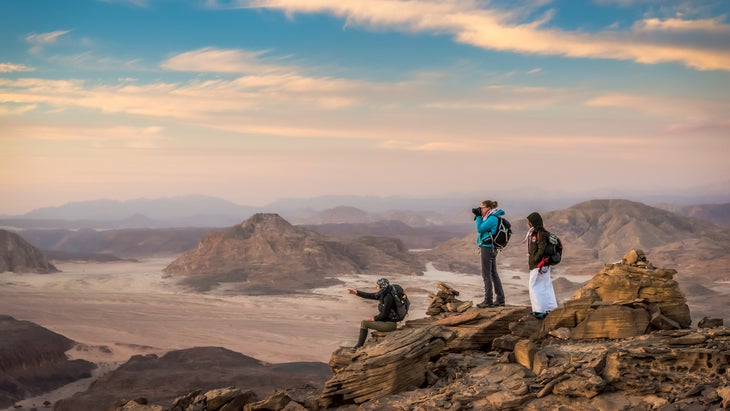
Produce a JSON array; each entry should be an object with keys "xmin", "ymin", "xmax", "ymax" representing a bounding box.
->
[
  {"xmin": 477, "ymin": 302, "xmax": 494, "ymax": 308},
  {"xmin": 494, "ymin": 301, "xmax": 505, "ymax": 307}
]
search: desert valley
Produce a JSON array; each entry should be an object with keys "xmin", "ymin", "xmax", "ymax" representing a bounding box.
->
[{"xmin": 1, "ymin": 197, "xmax": 730, "ymax": 410}]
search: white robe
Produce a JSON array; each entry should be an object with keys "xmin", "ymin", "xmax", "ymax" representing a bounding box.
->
[{"xmin": 528, "ymin": 266, "xmax": 558, "ymax": 313}]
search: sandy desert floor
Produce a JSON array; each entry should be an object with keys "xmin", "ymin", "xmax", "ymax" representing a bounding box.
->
[{"xmin": 0, "ymin": 256, "xmax": 724, "ymax": 410}]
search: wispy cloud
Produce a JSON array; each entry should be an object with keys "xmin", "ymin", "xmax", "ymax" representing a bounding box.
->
[
  {"xmin": 161, "ymin": 47, "xmax": 283, "ymax": 74},
  {"xmin": 636, "ymin": 17, "xmax": 730, "ymax": 33},
  {"xmin": 221, "ymin": 0, "xmax": 730, "ymax": 71},
  {"xmin": 586, "ymin": 92, "xmax": 730, "ymax": 134},
  {"xmin": 0, "ymin": 123, "xmax": 166, "ymax": 148},
  {"xmin": 25, "ymin": 30, "xmax": 70, "ymax": 45},
  {"xmin": 25, "ymin": 30, "xmax": 70, "ymax": 54},
  {"xmin": 0, "ymin": 63, "xmax": 35, "ymax": 73}
]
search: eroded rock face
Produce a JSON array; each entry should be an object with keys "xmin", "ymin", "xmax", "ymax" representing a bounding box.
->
[
  {"xmin": 0, "ymin": 229, "xmax": 58, "ymax": 274},
  {"xmin": 163, "ymin": 213, "xmax": 423, "ymax": 293},
  {"xmin": 541, "ymin": 251, "xmax": 693, "ymax": 339}
]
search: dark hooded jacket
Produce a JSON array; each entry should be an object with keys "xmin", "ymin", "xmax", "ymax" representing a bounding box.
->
[
  {"xmin": 527, "ymin": 212, "xmax": 549, "ymax": 270},
  {"xmin": 355, "ymin": 286, "xmax": 397, "ymax": 322}
]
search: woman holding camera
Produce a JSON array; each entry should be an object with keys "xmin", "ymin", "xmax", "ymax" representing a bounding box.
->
[{"xmin": 473, "ymin": 200, "xmax": 506, "ymax": 308}]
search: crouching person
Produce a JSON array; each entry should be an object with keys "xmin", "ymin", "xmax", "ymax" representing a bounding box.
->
[{"xmin": 347, "ymin": 277, "xmax": 398, "ymax": 348}]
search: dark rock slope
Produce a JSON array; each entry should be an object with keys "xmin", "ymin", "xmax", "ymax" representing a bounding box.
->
[
  {"xmin": 53, "ymin": 346, "xmax": 331, "ymax": 411},
  {"xmin": 0, "ymin": 315, "xmax": 95, "ymax": 409}
]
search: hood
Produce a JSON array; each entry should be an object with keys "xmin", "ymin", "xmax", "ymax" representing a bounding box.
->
[
  {"xmin": 526, "ymin": 212, "xmax": 543, "ymax": 229},
  {"xmin": 489, "ymin": 208, "xmax": 506, "ymax": 217}
]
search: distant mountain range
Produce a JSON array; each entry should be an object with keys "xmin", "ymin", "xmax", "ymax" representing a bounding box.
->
[
  {"xmin": 5, "ymin": 198, "xmax": 729, "ymax": 287},
  {"xmin": 3, "ymin": 190, "xmax": 730, "ymax": 230}
]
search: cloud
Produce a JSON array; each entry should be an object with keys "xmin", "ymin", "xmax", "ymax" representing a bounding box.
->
[
  {"xmin": 0, "ymin": 63, "xmax": 35, "ymax": 73},
  {"xmin": 222, "ymin": 0, "xmax": 730, "ymax": 71},
  {"xmin": 0, "ymin": 104, "xmax": 37, "ymax": 115},
  {"xmin": 585, "ymin": 92, "xmax": 730, "ymax": 134},
  {"xmin": 25, "ymin": 30, "xmax": 70, "ymax": 45},
  {"xmin": 25, "ymin": 30, "xmax": 71, "ymax": 55},
  {"xmin": 0, "ymin": 123, "xmax": 166, "ymax": 148},
  {"xmin": 636, "ymin": 17, "xmax": 730, "ymax": 33},
  {"xmin": 161, "ymin": 47, "xmax": 282, "ymax": 74}
]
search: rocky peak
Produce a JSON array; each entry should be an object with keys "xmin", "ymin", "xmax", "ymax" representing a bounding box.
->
[
  {"xmin": 164, "ymin": 214, "xmax": 423, "ymax": 293},
  {"xmin": 0, "ymin": 229, "xmax": 59, "ymax": 274},
  {"xmin": 240, "ymin": 213, "xmax": 296, "ymax": 231}
]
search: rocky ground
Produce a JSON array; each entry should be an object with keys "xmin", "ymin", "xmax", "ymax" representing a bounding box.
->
[{"xmin": 113, "ymin": 252, "xmax": 730, "ymax": 411}]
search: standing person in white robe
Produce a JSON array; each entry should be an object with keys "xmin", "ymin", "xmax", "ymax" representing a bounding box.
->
[{"xmin": 525, "ymin": 212, "xmax": 558, "ymax": 318}]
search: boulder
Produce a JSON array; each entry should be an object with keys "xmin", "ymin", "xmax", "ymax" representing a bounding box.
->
[{"xmin": 320, "ymin": 326, "xmax": 455, "ymax": 406}]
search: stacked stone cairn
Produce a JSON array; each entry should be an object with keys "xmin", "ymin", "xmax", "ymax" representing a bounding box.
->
[{"xmin": 426, "ymin": 282, "xmax": 473, "ymax": 316}]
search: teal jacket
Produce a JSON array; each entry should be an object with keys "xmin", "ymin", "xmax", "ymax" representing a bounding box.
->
[{"xmin": 475, "ymin": 208, "xmax": 505, "ymax": 247}]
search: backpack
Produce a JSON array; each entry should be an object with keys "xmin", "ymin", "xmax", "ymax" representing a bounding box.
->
[
  {"xmin": 541, "ymin": 230, "xmax": 563, "ymax": 265},
  {"xmin": 481, "ymin": 216, "xmax": 512, "ymax": 250},
  {"xmin": 389, "ymin": 284, "xmax": 410, "ymax": 322}
]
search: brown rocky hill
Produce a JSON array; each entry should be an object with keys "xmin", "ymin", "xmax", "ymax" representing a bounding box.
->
[
  {"xmin": 0, "ymin": 229, "xmax": 58, "ymax": 273},
  {"xmin": 54, "ymin": 346, "xmax": 331, "ymax": 411},
  {"xmin": 423, "ymin": 199, "xmax": 730, "ymax": 282},
  {"xmin": 0, "ymin": 315, "xmax": 95, "ymax": 409},
  {"xmin": 163, "ymin": 213, "xmax": 423, "ymax": 293},
  {"xmin": 304, "ymin": 219, "xmax": 468, "ymax": 249}
]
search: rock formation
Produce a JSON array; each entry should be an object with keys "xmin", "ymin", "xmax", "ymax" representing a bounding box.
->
[
  {"xmin": 163, "ymin": 213, "xmax": 423, "ymax": 293},
  {"xmin": 115, "ymin": 251, "xmax": 729, "ymax": 410},
  {"xmin": 545, "ymin": 249, "xmax": 692, "ymax": 339},
  {"xmin": 0, "ymin": 229, "xmax": 58, "ymax": 273},
  {"xmin": 0, "ymin": 315, "xmax": 95, "ymax": 409},
  {"xmin": 53, "ymin": 347, "xmax": 332, "ymax": 411}
]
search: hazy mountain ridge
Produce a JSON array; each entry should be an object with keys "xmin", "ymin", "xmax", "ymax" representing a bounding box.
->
[
  {"xmin": 656, "ymin": 202, "xmax": 730, "ymax": 228},
  {"xmin": 21, "ymin": 195, "xmax": 256, "ymax": 221},
  {"xmin": 7, "ymin": 191, "xmax": 730, "ymax": 230},
  {"xmin": 17, "ymin": 227, "xmax": 210, "ymax": 259},
  {"xmin": 304, "ymin": 219, "xmax": 470, "ymax": 249}
]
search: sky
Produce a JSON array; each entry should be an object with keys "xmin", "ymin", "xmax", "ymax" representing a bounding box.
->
[{"xmin": 1, "ymin": 0, "xmax": 729, "ymax": 214}]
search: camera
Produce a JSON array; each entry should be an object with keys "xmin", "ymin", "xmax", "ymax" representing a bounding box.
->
[{"xmin": 471, "ymin": 207, "xmax": 481, "ymax": 216}]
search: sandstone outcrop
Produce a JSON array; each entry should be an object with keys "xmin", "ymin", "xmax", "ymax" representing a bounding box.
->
[
  {"xmin": 0, "ymin": 315, "xmax": 95, "ymax": 409},
  {"xmin": 164, "ymin": 214, "xmax": 423, "ymax": 293},
  {"xmin": 0, "ymin": 229, "xmax": 58, "ymax": 273},
  {"xmin": 542, "ymin": 249, "xmax": 692, "ymax": 339}
]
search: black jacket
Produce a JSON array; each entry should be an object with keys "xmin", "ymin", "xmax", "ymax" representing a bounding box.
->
[
  {"xmin": 527, "ymin": 212, "xmax": 548, "ymax": 270},
  {"xmin": 356, "ymin": 286, "xmax": 397, "ymax": 322}
]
